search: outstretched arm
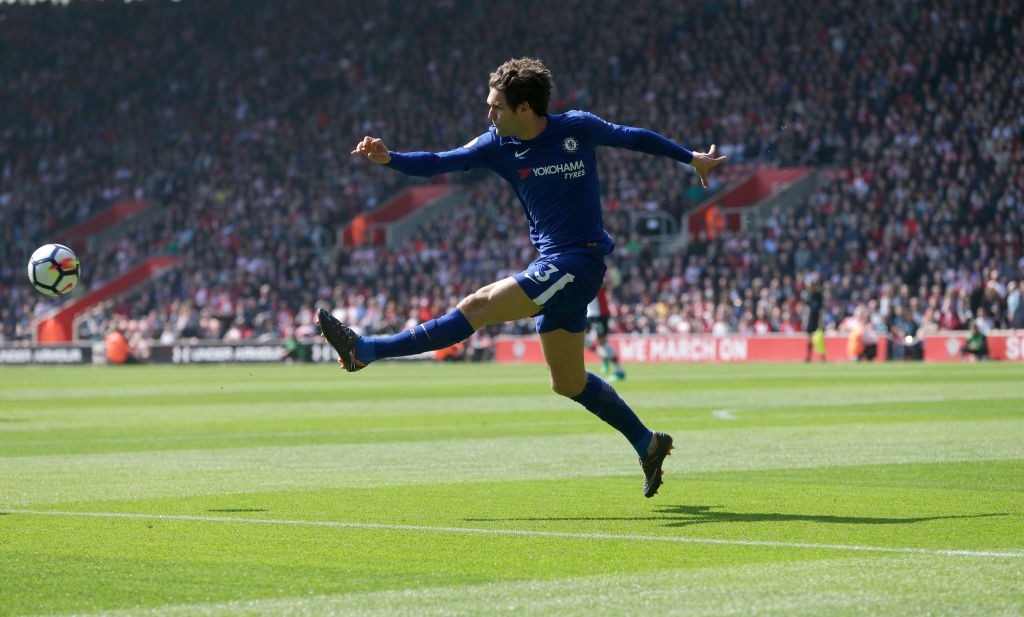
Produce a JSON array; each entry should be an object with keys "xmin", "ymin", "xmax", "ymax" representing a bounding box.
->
[
  {"xmin": 351, "ymin": 134, "xmax": 489, "ymax": 177},
  {"xmin": 618, "ymin": 129, "xmax": 727, "ymax": 189},
  {"xmin": 595, "ymin": 118, "xmax": 727, "ymax": 189}
]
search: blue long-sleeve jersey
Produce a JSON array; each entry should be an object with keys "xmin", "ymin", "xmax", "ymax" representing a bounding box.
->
[{"xmin": 384, "ymin": 110, "xmax": 694, "ymax": 257}]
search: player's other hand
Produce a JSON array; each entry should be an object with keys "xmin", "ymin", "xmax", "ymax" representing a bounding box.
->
[
  {"xmin": 691, "ymin": 144, "xmax": 727, "ymax": 189},
  {"xmin": 351, "ymin": 136, "xmax": 392, "ymax": 164}
]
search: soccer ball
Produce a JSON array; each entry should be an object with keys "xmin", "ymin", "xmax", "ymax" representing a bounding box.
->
[{"xmin": 27, "ymin": 243, "xmax": 81, "ymax": 296}]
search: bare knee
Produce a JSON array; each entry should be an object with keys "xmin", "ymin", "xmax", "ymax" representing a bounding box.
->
[
  {"xmin": 455, "ymin": 278, "xmax": 536, "ymax": 328},
  {"xmin": 455, "ymin": 289, "xmax": 488, "ymax": 325},
  {"xmin": 550, "ymin": 374, "xmax": 587, "ymax": 398}
]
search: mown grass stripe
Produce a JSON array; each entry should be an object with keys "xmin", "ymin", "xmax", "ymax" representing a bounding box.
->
[{"xmin": 5, "ymin": 509, "xmax": 1022, "ymax": 559}]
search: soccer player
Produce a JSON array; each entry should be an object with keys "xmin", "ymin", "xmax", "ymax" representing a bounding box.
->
[
  {"xmin": 804, "ymin": 277, "xmax": 826, "ymax": 362},
  {"xmin": 586, "ymin": 284, "xmax": 625, "ymax": 381},
  {"xmin": 324, "ymin": 57, "xmax": 725, "ymax": 498}
]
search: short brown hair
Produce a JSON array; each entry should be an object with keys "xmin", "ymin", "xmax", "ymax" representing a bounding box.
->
[{"xmin": 488, "ymin": 57, "xmax": 553, "ymax": 116}]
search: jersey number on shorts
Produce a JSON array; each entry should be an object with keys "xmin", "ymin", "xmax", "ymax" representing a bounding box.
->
[{"xmin": 528, "ymin": 264, "xmax": 576, "ymax": 305}]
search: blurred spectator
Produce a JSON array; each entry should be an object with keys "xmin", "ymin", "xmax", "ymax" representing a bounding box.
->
[
  {"xmin": 104, "ymin": 328, "xmax": 135, "ymax": 365},
  {"xmin": 1008, "ymin": 280, "xmax": 1023, "ymax": 329},
  {"xmin": 960, "ymin": 321, "xmax": 989, "ymax": 362},
  {"xmin": 886, "ymin": 305, "xmax": 921, "ymax": 361}
]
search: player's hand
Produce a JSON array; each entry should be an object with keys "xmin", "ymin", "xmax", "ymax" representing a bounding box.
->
[
  {"xmin": 351, "ymin": 136, "xmax": 391, "ymax": 164},
  {"xmin": 690, "ymin": 144, "xmax": 727, "ymax": 189}
]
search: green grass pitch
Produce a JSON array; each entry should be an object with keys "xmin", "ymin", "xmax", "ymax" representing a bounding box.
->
[{"xmin": 1, "ymin": 361, "xmax": 1022, "ymax": 616}]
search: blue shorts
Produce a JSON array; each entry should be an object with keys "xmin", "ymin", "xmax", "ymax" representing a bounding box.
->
[{"xmin": 513, "ymin": 253, "xmax": 607, "ymax": 334}]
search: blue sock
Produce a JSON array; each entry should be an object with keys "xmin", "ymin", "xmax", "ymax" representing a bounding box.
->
[
  {"xmin": 572, "ymin": 372, "xmax": 653, "ymax": 457},
  {"xmin": 355, "ymin": 309, "xmax": 475, "ymax": 364}
]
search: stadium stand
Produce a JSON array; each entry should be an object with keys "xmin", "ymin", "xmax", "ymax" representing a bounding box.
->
[{"xmin": 2, "ymin": 0, "xmax": 1021, "ymax": 356}]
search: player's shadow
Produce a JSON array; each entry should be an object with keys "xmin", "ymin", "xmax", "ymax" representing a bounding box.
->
[
  {"xmin": 465, "ymin": 505, "xmax": 1008, "ymax": 527},
  {"xmin": 652, "ymin": 505, "xmax": 1009, "ymax": 527}
]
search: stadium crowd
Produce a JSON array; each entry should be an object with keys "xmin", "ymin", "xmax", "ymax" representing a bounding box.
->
[{"xmin": 2, "ymin": 0, "xmax": 1022, "ymax": 359}]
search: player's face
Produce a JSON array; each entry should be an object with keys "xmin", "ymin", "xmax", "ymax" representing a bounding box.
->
[{"xmin": 487, "ymin": 88, "xmax": 527, "ymax": 137}]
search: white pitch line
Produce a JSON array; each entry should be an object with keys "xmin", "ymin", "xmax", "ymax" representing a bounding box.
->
[
  {"xmin": 3, "ymin": 509, "xmax": 1022, "ymax": 560},
  {"xmin": 709, "ymin": 392, "xmax": 1019, "ymax": 420}
]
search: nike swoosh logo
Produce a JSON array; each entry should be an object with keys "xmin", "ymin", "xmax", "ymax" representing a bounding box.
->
[{"xmin": 514, "ymin": 148, "xmax": 531, "ymax": 158}]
